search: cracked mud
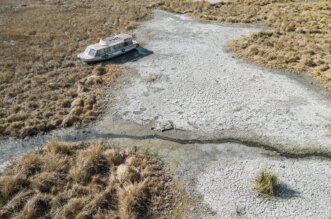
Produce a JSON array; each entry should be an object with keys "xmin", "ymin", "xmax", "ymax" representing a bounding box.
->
[{"xmin": 113, "ymin": 10, "xmax": 331, "ymax": 150}]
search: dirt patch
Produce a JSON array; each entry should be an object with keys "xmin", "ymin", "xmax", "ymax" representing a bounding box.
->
[
  {"xmin": 0, "ymin": 141, "xmax": 173, "ymax": 218},
  {"xmin": 160, "ymin": 0, "xmax": 331, "ymax": 91}
]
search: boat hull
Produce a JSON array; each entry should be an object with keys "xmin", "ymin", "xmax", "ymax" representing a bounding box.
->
[{"xmin": 78, "ymin": 43, "xmax": 139, "ymax": 63}]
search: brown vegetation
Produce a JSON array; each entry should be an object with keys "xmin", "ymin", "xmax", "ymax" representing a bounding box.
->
[
  {"xmin": 161, "ymin": 0, "xmax": 331, "ymax": 91},
  {"xmin": 255, "ymin": 171, "xmax": 278, "ymax": 196},
  {"xmin": 1, "ymin": 0, "xmax": 330, "ymax": 138},
  {"xmin": 0, "ymin": 0, "xmax": 151, "ymax": 138},
  {"xmin": 0, "ymin": 141, "xmax": 173, "ymax": 218},
  {"xmin": 228, "ymin": 1, "xmax": 331, "ymax": 90},
  {"xmin": 0, "ymin": 0, "xmax": 216, "ymax": 139}
]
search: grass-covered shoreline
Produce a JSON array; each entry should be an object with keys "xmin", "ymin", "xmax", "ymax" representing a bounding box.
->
[{"xmin": 0, "ymin": 0, "xmax": 329, "ymax": 139}]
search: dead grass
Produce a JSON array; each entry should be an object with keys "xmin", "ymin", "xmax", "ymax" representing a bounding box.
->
[
  {"xmin": 255, "ymin": 171, "xmax": 278, "ymax": 196},
  {"xmin": 0, "ymin": 0, "xmax": 188, "ymax": 138},
  {"xmin": 0, "ymin": 0, "xmax": 151, "ymax": 138},
  {"xmin": 160, "ymin": 0, "xmax": 331, "ymax": 91},
  {"xmin": 228, "ymin": 1, "xmax": 331, "ymax": 91},
  {"xmin": 0, "ymin": 141, "xmax": 173, "ymax": 218},
  {"xmin": 2, "ymin": 0, "xmax": 329, "ymax": 139}
]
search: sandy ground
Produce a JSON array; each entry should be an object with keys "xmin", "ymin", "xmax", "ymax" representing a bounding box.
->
[
  {"xmin": 114, "ymin": 10, "xmax": 331, "ymax": 149},
  {"xmin": 197, "ymin": 144, "xmax": 331, "ymax": 218},
  {"xmin": 95, "ymin": 138, "xmax": 331, "ymax": 219},
  {"xmin": 1, "ymin": 9, "xmax": 331, "ymax": 219},
  {"xmin": 104, "ymin": 10, "xmax": 331, "ymax": 218}
]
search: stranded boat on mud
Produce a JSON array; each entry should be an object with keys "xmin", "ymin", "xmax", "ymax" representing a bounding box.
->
[{"xmin": 77, "ymin": 34, "xmax": 139, "ymax": 63}]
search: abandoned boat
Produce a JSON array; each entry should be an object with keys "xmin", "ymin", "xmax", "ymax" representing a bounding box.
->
[{"xmin": 77, "ymin": 34, "xmax": 139, "ymax": 63}]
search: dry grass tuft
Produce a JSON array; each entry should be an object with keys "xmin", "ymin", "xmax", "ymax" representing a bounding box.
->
[
  {"xmin": 119, "ymin": 181, "xmax": 150, "ymax": 219},
  {"xmin": 8, "ymin": 152, "xmax": 42, "ymax": 177},
  {"xmin": 0, "ymin": 141, "xmax": 173, "ymax": 218},
  {"xmin": 45, "ymin": 140, "xmax": 75, "ymax": 155},
  {"xmin": 69, "ymin": 143, "xmax": 108, "ymax": 183},
  {"xmin": 16, "ymin": 194, "xmax": 52, "ymax": 219},
  {"xmin": 0, "ymin": 173, "xmax": 30, "ymax": 207},
  {"xmin": 104, "ymin": 148, "xmax": 127, "ymax": 166},
  {"xmin": 255, "ymin": 171, "xmax": 278, "ymax": 196},
  {"xmin": 117, "ymin": 164, "xmax": 142, "ymax": 184}
]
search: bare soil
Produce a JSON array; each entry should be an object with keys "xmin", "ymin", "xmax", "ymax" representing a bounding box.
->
[{"xmin": 162, "ymin": 0, "xmax": 331, "ymax": 90}]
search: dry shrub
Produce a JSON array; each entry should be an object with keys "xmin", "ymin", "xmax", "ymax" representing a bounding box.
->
[
  {"xmin": 7, "ymin": 152, "xmax": 42, "ymax": 176},
  {"xmin": 0, "ymin": 141, "xmax": 173, "ymax": 218},
  {"xmin": 31, "ymin": 172, "xmax": 65, "ymax": 193},
  {"xmin": 255, "ymin": 171, "xmax": 278, "ymax": 196},
  {"xmin": 61, "ymin": 197, "xmax": 89, "ymax": 218}
]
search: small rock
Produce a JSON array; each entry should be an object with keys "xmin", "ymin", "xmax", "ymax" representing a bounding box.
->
[{"xmin": 152, "ymin": 120, "xmax": 174, "ymax": 132}]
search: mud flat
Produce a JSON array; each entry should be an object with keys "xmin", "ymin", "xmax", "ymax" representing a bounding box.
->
[
  {"xmin": 197, "ymin": 144, "xmax": 331, "ymax": 218},
  {"xmin": 97, "ymin": 10, "xmax": 331, "ymax": 218},
  {"xmin": 85, "ymin": 138, "xmax": 331, "ymax": 219},
  {"xmin": 110, "ymin": 10, "xmax": 331, "ymax": 149}
]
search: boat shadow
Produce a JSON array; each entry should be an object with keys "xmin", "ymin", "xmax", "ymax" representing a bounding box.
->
[{"xmin": 95, "ymin": 46, "xmax": 153, "ymax": 65}]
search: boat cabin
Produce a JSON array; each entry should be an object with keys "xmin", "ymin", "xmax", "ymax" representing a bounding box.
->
[
  {"xmin": 77, "ymin": 33, "xmax": 139, "ymax": 63},
  {"xmin": 84, "ymin": 34, "xmax": 133, "ymax": 57}
]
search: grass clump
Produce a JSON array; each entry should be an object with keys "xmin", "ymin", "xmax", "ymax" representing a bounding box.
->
[
  {"xmin": 0, "ymin": 141, "xmax": 173, "ymax": 218},
  {"xmin": 255, "ymin": 171, "xmax": 279, "ymax": 196}
]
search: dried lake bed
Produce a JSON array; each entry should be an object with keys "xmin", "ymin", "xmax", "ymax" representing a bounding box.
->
[{"xmin": 1, "ymin": 10, "xmax": 331, "ymax": 219}]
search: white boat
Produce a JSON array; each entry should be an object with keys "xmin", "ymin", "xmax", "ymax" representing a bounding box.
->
[{"xmin": 77, "ymin": 34, "xmax": 139, "ymax": 63}]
